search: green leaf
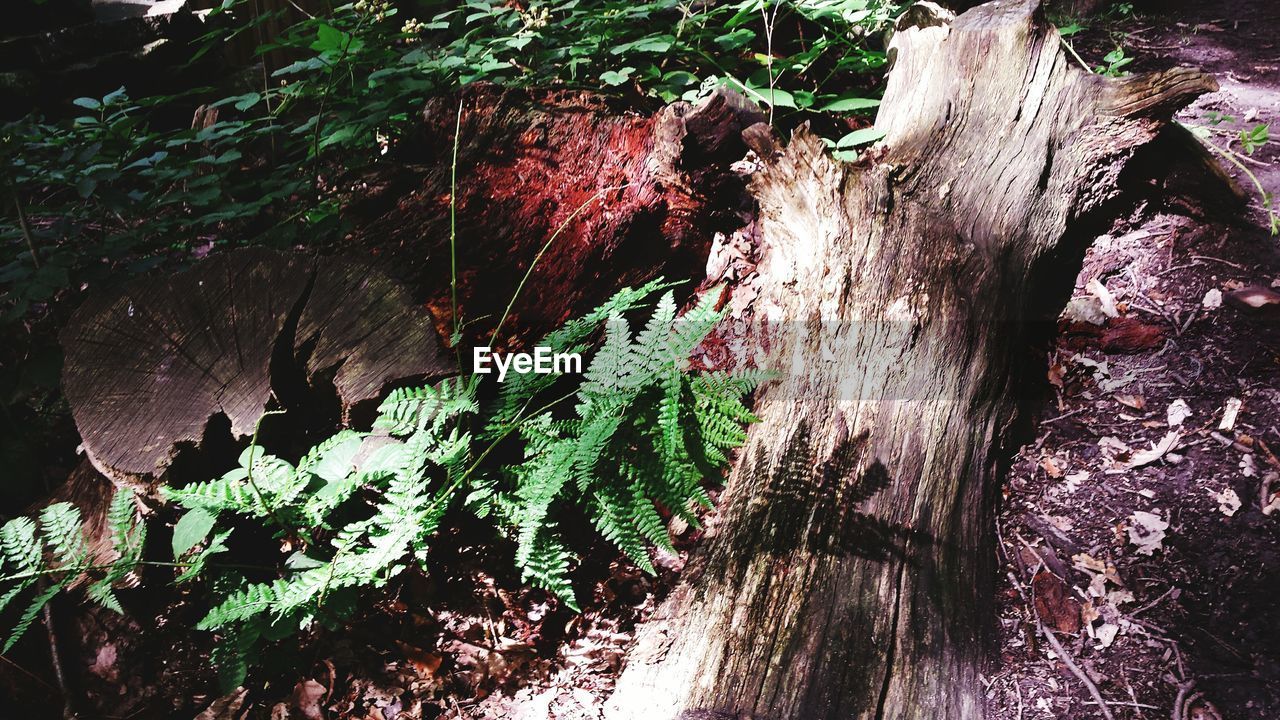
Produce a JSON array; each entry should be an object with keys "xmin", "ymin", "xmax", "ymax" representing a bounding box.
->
[
  {"xmin": 312, "ymin": 23, "xmax": 359, "ymax": 54},
  {"xmin": 836, "ymin": 127, "xmax": 886, "ymax": 149},
  {"xmin": 1241, "ymin": 123, "xmax": 1270, "ymax": 155},
  {"xmin": 172, "ymin": 508, "xmax": 218, "ymax": 558},
  {"xmin": 599, "ymin": 67, "xmax": 635, "ymax": 86},
  {"xmin": 234, "ymin": 93, "xmax": 262, "ymax": 112},
  {"xmin": 819, "ymin": 97, "xmax": 880, "ymax": 113}
]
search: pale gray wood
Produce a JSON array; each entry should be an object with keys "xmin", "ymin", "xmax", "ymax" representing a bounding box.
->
[{"xmin": 607, "ymin": 2, "xmax": 1215, "ymax": 719}]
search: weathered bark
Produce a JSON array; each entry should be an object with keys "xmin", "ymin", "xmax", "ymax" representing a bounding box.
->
[
  {"xmin": 60, "ymin": 248, "xmax": 452, "ymax": 488},
  {"xmin": 607, "ymin": 2, "xmax": 1214, "ymax": 719},
  {"xmin": 353, "ymin": 84, "xmax": 762, "ymax": 347}
]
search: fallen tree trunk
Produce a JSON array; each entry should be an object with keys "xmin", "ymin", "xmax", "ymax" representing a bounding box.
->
[
  {"xmin": 352, "ymin": 84, "xmax": 762, "ymax": 346},
  {"xmin": 607, "ymin": 2, "xmax": 1214, "ymax": 718}
]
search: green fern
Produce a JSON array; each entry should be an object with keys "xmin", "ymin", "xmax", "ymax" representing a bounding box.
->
[
  {"xmin": 0, "ymin": 488, "xmax": 145, "ymax": 650},
  {"xmin": 490, "ymin": 288, "xmax": 760, "ymax": 604},
  {"xmin": 0, "ymin": 281, "xmax": 759, "ymax": 691}
]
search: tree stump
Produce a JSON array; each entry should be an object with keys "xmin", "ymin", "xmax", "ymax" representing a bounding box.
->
[
  {"xmin": 60, "ymin": 248, "xmax": 452, "ymax": 488},
  {"xmin": 606, "ymin": 2, "xmax": 1215, "ymax": 718}
]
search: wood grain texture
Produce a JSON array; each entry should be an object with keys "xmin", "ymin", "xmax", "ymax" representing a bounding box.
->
[
  {"xmin": 607, "ymin": 2, "xmax": 1214, "ymax": 719},
  {"xmin": 61, "ymin": 248, "xmax": 451, "ymax": 487}
]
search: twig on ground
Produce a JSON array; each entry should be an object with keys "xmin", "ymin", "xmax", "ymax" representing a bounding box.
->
[
  {"xmin": 1006, "ymin": 570, "xmax": 1116, "ymax": 720},
  {"xmin": 1130, "ymin": 586, "xmax": 1177, "ymax": 617},
  {"xmin": 41, "ymin": 593, "xmax": 76, "ymax": 719},
  {"xmin": 1041, "ymin": 407, "xmax": 1087, "ymax": 425},
  {"xmin": 1188, "ymin": 254, "xmax": 1247, "ymax": 270}
]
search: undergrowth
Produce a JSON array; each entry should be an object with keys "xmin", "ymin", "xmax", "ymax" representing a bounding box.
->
[
  {"xmin": 0, "ymin": 282, "xmax": 763, "ymax": 690},
  {"xmin": 0, "ymin": 0, "xmax": 899, "ymax": 502}
]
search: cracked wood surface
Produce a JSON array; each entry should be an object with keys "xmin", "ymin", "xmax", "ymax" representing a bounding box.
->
[
  {"xmin": 60, "ymin": 248, "xmax": 452, "ymax": 487},
  {"xmin": 607, "ymin": 2, "xmax": 1215, "ymax": 718}
]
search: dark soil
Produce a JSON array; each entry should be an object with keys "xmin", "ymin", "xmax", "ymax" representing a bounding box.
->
[{"xmin": 988, "ymin": 2, "xmax": 1280, "ymax": 719}]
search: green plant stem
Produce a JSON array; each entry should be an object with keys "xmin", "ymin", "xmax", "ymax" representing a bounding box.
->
[
  {"xmin": 244, "ymin": 409, "xmax": 289, "ymax": 526},
  {"xmin": 1058, "ymin": 35, "xmax": 1093, "ymax": 73},
  {"xmin": 450, "ymin": 94, "xmax": 464, "ymax": 356},
  {"xmin": 416, "ymin": 387, "xmax": 578, "ymax": 526},
  {"xmin": 8, "ymin": 184, "xmax": 39, "ymax": 269},
  {"xmin": 0, "ymin": 558, "xmax": 283, "ymax": 585},
  {"xmin": 309, "ymin": 17, "xmax": 364, "ymax": 185},
  {"xmin": 488, "ymin": 184, "xmax": 629, "ymax": 348},
  {"xmin": 38, "ymin": 579, "xmax": 75, "ymax": 720},
  {"xmin": 1187, "ymin": 123, "xmax": 1280, "ymax": 235}
]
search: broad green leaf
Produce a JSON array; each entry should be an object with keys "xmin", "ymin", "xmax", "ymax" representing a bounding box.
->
[
  {"xmin": 836, "ymin": 127, "xmax": 886, "ymax": 148},
  {"xmin": 820, "ymin": 97, "xmax": 880, "ymax": 113},
  {"xmin": 172, "ymin": 508, "xmax": 218, "ymax": 558}
]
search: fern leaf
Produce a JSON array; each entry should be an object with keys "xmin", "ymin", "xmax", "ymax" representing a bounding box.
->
[
  {"xmin": 518, "ymin": 533, "xmax": 577, "ymax": 610},
  {"xmin": 38, "ymin": 503, "xmax": 86, "ymax": 570},
  {"xmin": 3, "ymin": 579, "xmax": 64, "ymax": 652},
  {"xmin": 375, "ymin": 376, "xmax": 477, "ymax": 436}
]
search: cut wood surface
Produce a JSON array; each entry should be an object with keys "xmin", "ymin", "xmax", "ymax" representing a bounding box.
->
[
  {"xmin": 60, "ymin": 248, "xmax": 452, "ymax": 488},
  {"xmin": 607, "ymin": 2, "xmax": 1215, "ymax": 719}
]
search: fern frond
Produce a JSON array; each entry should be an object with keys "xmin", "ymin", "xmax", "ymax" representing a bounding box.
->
[
  {"xmin": 0, "ymin": 517, "xmax": 42, "ymax": 614},
  {"xmin": 484, "ymin": 281, "xmax": 665, "ymax": 439},
  {"xmin": 3, "ymin": 579, "xmax": 64, "ymax": 652},
  {"xmin": 38, "ymin": 503, "xmax": 86, "ymax": 570},
  {"xmin": 587, "ymin": 488, "xmax": 654, "ymax": 575},
  {"xmin": 518, "ymin": 533, "xmax": 577, "ymax": 611},
  {"xmin": 375, "ymin": 376, "xmax": 477, "ymax": 436}
]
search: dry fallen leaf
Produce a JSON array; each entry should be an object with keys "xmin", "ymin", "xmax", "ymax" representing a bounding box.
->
[
  {"xmin": 1241, "ymin": 453, "xmax": 1257, "ymax": 477},
  {"xmin": 195, "ymin": 689, "xmax": 249, "ymax": 720},
  {"xmin": 1211, "ymin": 487, "xmax": 1242, "ymax": 517},
  {"xmin": 1167, "ymin": 399, "xmax": 1192, "ymax": 427},
  {"xmin": 1126, "ymin": 431, "xmax": 1181, "ymax": 468},
  {"xmin": 1063, "ymin": 296, "xmax": 1110, "ymax": 326},
  {"xmin": 1219, "ymin": 397, "xmax": 1242, "ymax": 431},
  {"xmin": 1261, "ymin": 472, "xmax": 1280, "ymax": 517},
  {"xmin": 1093, "ymin": 622, "xmax": 1120, "ymax": 648},
  {"xmin": 1041, "ymin": 455, "xmax": 1064, "ymax": 478},
  {"xmin": 1115, "ymin": 394, "xmax": 1146, "ymax": 410},
  {"xmin": 1202, "ymin": 288, "xmax": 1223, "ymax": 309},
  {"xmin": 1225, "ymin": 285, "xmax": 1280, "ymax": 309},
  {"xmin": 292, "ymin": 679, "xmax": 327, "ymax": 720},
  {"xmin": 1087, "ymin": 278, "xmax": 1120, "ymax": 319},
  {"xmin": 1073, "ymin": 552, "xmax": 1107, "ymax": 574},
  {"xmin": 1127, "ymin": 510, "xmax": 1169, "ymax": 555}
]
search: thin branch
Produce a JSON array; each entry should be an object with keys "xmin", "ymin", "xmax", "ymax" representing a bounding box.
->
[{"xmin": 1006, "ymin": 571, "xmax": 1115, "ymax": 720}]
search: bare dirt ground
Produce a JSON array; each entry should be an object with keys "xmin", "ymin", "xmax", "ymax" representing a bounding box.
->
[{"xmin": 987, "ymin": 2, "xmax": 1280, "ymax": 719}]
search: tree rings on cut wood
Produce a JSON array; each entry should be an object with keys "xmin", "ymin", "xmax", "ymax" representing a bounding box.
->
[{"xmin": 61, "ymin": 248, "xmax": 452, "ymax": 487}]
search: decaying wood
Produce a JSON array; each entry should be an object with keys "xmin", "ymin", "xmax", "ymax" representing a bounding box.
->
[
  {"xmin": 61, "ymin": 248, "xmax": 451, "ymax": 488},
  {"xmin": 607, "ymin": 2, "xmax": 1215, "ymax": 718},
  {"xmin": 353, "ymin": 84, "xmax": 763, "ymax": 347}
]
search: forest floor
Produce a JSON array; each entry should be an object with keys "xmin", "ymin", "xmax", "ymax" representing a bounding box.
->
[
  {"xmin": 5, "ymin": 3, "xmax": 1280, "ymax": 720},
  {"xmin": 988, "ymin": 1, "xmax": 1280, "ymax": 719}
]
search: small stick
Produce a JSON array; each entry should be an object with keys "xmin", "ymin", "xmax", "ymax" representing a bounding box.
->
[
  {"xmin": 1129, "ymin": 586, "xmax": 1176, "ymax": 617},
  {"xmin": 1006, "ymin": 571, "xmax": 1115, "ymax": 720},
  {"xmin": 41, "ymin": 594, "xmax": 77, "ymax": 719},
  {"xmin": 1041, "ymin": 407, "xmax": 1087, "ymax": 425},
  {"xmin": 1188, "ymin": 254, "xmax": 1246, "ymax": 270}
]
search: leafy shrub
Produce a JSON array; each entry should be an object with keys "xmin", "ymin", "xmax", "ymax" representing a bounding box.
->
[
  {"xmin": 0, "ymin": 282, "xmax": 762, "ymax": 689},
  {"xmin": 1, "ymin": 0, "xmax": 902, "ymax": 331}
]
